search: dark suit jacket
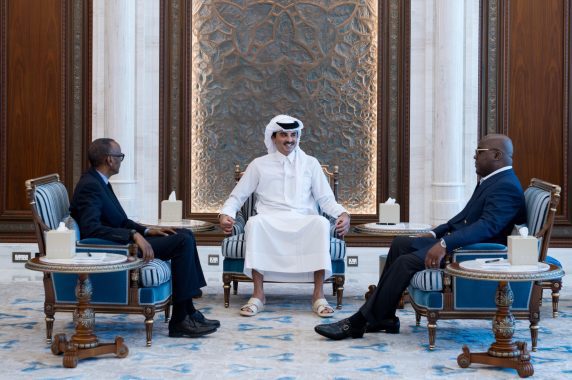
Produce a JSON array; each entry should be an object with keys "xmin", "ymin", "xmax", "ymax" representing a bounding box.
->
[
  {"xmin": 70, "ymin": 167, "xmax": 146, "ymax": 243},
  {"xmin": 428, "ymin": 168, "xmax": 526, "ymax": 252}
]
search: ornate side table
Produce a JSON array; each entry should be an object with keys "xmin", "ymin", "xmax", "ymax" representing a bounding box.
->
[
  {"xmin": 140, "ymin": 218, "xmax": 215, "ymax": 232},
  {"xmin": 356, "ymin": 223, "xmax": 432, "ymax": 303},
  {"xmin": 445, "ymin": 260, "xmax": 564, "ymax": 378},
  {"xmin": 354, "ymin": 222, "xmax": 433, "ymax": 237},
  {"xmin": 26, "ymin": 254, "xmax": 143, "ymax": 368}
]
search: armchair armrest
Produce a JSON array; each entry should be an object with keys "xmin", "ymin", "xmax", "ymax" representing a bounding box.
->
[{"xmin": 231, "ymin": 210, "xmax": 247, "ymax": 236}]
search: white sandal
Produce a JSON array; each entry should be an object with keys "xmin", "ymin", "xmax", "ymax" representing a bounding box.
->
[
  {"xmin": 312, "ymin": 298, "xmax": 335, "ymax": 318},
  {"xmin": 240, "ymin": 297, "xmax": 264, "ymax": 317}
]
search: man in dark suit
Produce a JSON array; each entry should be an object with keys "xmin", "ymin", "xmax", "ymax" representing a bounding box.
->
[
  {"xmin": 70, "ymin": 138, "xmax": 220, "ymax": 338},
  {"xmin": 315, "ymin": 134, "xmax": 527, "ymax": 340}
]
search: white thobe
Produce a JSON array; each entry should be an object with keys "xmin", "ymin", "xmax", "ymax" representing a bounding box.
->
[{"xmin": 220, "ymin": 148, "xmax": 347, "ymax": 282}]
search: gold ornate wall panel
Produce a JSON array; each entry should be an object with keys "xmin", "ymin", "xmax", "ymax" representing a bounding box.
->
[
  {"xmin": 161, "ymin": 0, "xmax": 410, "ymax": 244},
  {"xmin": 189, "ymin": 0, "xmax": 378, "ymax": 213}
]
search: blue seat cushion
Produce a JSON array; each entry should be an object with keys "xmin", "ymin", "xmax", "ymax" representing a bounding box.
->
[
  {"xmin": 223, "ymin": 257, "xmax": 345, "ymax": 276},
  {"xmin": 407, "ymin": 285, "xmax": 443, "ymax": 310},
  {"xmin": 221, "ymin": 234, "xmax": 346, "ymax": 260},
  {"xmin": 139, "ymin": 280, "xmax": 171, "ymax": 305}
]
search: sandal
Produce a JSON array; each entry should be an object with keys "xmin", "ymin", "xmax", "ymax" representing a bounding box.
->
[
  {"xmin": 312, "ymin": 298, "xmax": 335, "ymax": 318},
  {"xmin": 239, "ymin": 297, "xmax": 264, "ymax": 317}
]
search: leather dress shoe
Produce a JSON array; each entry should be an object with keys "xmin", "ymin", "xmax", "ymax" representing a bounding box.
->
[
  {"xmin": 365, "ymin": 316, "xmax": 400, "ymax": 334},
  {"xmin": 168, "ymin": 315, "xmax": 217, "ymax": 338},
  {"xmin": 190, "ymin": 310, "xmax": 221, "ymax": 328},
  {"xmin": 314, "ymin": 318, "xmax": 365, "ymax": 340}
]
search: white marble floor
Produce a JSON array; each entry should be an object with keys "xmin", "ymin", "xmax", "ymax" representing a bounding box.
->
[{"xmin": 1, "ymin": 243, "xmax": 571, "ymax": 379}]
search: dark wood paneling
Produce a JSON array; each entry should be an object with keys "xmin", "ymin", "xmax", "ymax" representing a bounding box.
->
[
  {"xmin": 160, "ymin": 0, "xmax": 411, "ymax": 246},
  {"xmin": 506, "ymin": 0, "xmax": 565, "ymax": 189},
  {"xmin": 481, "ymin": 0, "xmax": 572, "ymax": 245},
  {"xmin": 5, "ymin": 0, "xmax": 63, "ymax": 211},
  {"xmin": 0, "ymin": 0, "xmax": 91, "ymax": 242}
]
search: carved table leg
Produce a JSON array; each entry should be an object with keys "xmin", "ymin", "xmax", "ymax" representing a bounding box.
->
[
  {"xmin": 455, "ymin": 281, "xmax": 534, "ymax": 378},
  {"xmin": 223, "ymin": 273, "xmax": 232, "ymax": 308},
  {"xmin": 55, "ymin": 274, "xmax": 129, "ymax": 368}
]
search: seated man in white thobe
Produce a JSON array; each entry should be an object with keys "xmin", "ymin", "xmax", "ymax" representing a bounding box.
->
[{"xmin": 219, "ymin": 115, "xmax": 351, "ymax": 318}]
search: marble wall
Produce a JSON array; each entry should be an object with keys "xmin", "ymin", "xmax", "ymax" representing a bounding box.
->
[
  {"xmin": 91, "ymin": 0, "xmax": 481, "ymax": 225},
  {"xmin": 409, "ymin": 0, "xmax": 479, "ymax": 225},
  {"xmin": 92, "ymin": 0, "xmax": 160, "ymax": 221}
]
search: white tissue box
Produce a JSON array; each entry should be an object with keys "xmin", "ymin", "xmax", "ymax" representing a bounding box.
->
[
  {"xmin": 46, "ymin": 230, "xmax": 76, "ymax": 259},
  {"xmin": 507, "ymin": 235, "xmax": 538, "ymax": 265},
  {"xmin": 161, "ymin": 200, "xmax": 182, "ymax": 222},
  {"xmin": 378, "ymin": 203, "xmax": 400, "ymax": 224}
]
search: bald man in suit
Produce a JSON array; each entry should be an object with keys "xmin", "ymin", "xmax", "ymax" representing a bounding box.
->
[{"xmin": 315, "ymin": 134, "xmax": 527, "ymax": 340}]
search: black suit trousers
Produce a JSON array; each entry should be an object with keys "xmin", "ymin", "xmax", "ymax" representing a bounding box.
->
[
  {"xmin": 147, "ymin": 229, "xmax": 206, "ymax": 302},
  {"xmin": 359, "ymin": 235, "xmax": 435, "ymax": 323}
]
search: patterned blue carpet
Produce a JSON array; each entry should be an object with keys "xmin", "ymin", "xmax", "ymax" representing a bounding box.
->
[{"xmin": 1, "ymin": 278, "xmax": 571, "ymax": 379}]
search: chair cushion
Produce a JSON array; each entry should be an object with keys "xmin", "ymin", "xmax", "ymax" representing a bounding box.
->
[
  {"xmin": 221, "ymin": 233, "xmax": 346, "ymax": 260},
  {"xmin": 139, "ymin": 260, "xmax": 172, "ymax": 287},
  {"xmin": 35, "ymin": 181, "xmax": 70, "ymax": 229},
  {"xmin": 410, "ymin": 269, "xmax": 443, "ymax": 291},
  {"xmin": 407, "ymin": 285, "xmax": 444, "ymax": 310},
  {"xmin": 524, "ymin": 186, "xmax": 551, "ymax": 236}
]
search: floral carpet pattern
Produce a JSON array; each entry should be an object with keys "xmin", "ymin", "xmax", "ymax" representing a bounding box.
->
[{"xmin": 1, "ymin": 276, "xmax": 571, "ymax": 380}]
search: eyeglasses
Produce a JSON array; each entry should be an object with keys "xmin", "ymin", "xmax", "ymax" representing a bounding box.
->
[
  {"xmin": 474, "ymin": 148, "xmax": 499, "ymax": 156},
  {"xmin": 108, "ymin": 153, "xmax": 125, "ymax": 161}
]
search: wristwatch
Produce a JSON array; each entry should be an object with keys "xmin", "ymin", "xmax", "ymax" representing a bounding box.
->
[
  {"xmin": 129, "ymin": 229, "xmax": 137, "ymax": 241},
  {"xmin": 439, "ymin": 238, "xmax": 447, "ymax": 249}
]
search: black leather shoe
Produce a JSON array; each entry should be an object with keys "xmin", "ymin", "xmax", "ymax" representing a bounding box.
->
[
  {"xmin": 365, "ymin": 316, "xmax": 400, "ymax": 334},
  {"xmin": 190, "ymin": 310, "xmax": 221, "ymax": 328},
  {"xmin": 168, "ymin": 315, "xmax": 217, "ymax": 338},
  {"xmin": 314, "ymin": 318, "xmax": 365, "ymax": 340}
]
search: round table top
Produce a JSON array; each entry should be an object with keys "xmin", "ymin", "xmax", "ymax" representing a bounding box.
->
[
  {"xmin": 25, "ymin": 254, "xmax": 143, "ymax": 274},
  {"xmin": 139, "ymin": 218, "xmax": 215, "ymax": 232},
  {"xmin": 354, "ymin": 222, "xmax": 432, "ymax": 236},
  {"xmin": 445, "ymin": 261, "xmax": 564, "ymax": 282}
]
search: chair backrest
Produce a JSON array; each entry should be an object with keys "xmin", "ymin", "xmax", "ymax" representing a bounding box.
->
[
  {"xmin": 523, "ymin": 178, "xmax": 561, "ymax": 262},
  {"xmin": 233, "ymin": 163, "xmax": 339, "ymax": 219},
  {"xmin": 25, "ymin": 173, "xmax": 71, "ymax": 256}
]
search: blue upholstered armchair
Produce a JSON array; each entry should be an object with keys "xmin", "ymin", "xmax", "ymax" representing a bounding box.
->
[
  {"xmin": 25, "ymin": 174, "xmax": 172, "ymax": 347},
  {"xmin": 408, "ymin": 178, "xmax": 561, "ymax": 351},
  {"xmin": 221, "ymin": 164, "xmax": 347, "ymax": 308}
]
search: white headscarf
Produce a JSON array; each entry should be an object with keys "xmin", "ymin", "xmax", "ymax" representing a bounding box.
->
[{"xmin": 264, "ymin": 114, "xmax": 304, "ymax": 154}]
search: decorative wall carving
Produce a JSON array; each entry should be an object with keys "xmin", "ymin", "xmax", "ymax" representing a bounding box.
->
[
  {"xmin": 161, "ymin": 0, "xmax": 410, "ymax": 245},
  {"xmin": 189, "ymin": 0, "xmax": 378, "ymax": 213}
]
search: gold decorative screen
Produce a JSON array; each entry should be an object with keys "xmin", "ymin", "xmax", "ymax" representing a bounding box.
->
[{"xmin": 191, "ymin": 0, "xmax": 377, "ymax": 214}]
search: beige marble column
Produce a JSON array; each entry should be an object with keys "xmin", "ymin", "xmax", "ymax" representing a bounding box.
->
[
  {"xmin": 430, "ymin": 0, "xmax": 466, "ymax": 226},
  {"xmin": 410, "ymin": 0, "xmax": 479, "ymax": 225},
  {"xmin": 92, "ymin": 0, "xmax": 159, "ymax": 221}
]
